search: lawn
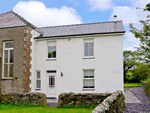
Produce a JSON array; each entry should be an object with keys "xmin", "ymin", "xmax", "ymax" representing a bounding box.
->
[
  {"xmin": 0, "ymin": 104, "xmax": 93, "ymax": 113},
  {"xmin": 124, "ymin": 83, "xmax": 142, "ymax": 87}
]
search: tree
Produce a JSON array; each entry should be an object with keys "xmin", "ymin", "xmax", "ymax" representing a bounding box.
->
[
  {"xmin": 123, "ymin": 50, "xmax": 139, "ymax": 82},
  {"xmin": 130, "ymin": 3, "xmax": 150, "ymax": 63},
  {"xmin": 132, "ymin": 63, "xmax": 150, "ymax": 81}
]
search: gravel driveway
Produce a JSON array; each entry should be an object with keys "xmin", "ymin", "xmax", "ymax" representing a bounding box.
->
[{"xmin": 124, "ymin": 87, "xmax": 150, "ymax": 113}]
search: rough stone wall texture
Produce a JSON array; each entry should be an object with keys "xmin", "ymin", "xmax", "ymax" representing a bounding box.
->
[
  {"xmin": 58, "ymin": 92, "xmax": 112, "ymax": 107},
  {"xmin": 0, "ymin": 26, "xmax": 33, "ymax": 94},
  {"xmin": 0, "ymin": 93, "xmax": 47, "ymax": 106},
  {"xmin": 92, "ymin": 90, "xmax": 126, "ymax": 113}
]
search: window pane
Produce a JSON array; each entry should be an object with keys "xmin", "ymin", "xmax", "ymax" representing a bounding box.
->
[
  {"xmin": 5, "ymin": 42, "xmax": 13, "ymax": 48},
  {"xmin": 10, "ymin": 50, "xmax": 13, "ymax": 63},
  {"xmin": 36, "ymin": 80, "xmax": 41, "ymax": 88},
  {"xmin": 84, "ymin": 70, "xmax": 94, "ymax": 78},
  {"xmin": 49, "ymin": 76, "xmax": 55, "ymax": 87},
  {"xmin": 37, "ymin": 71, "xmax": 40, "ymax": 78},
  {"xmin": 85, "ymin": 49, "xmax": 88, "ymax": 56},
  {"xmin": 90, "ymin": 42, "xmax": 93, "ymax": 48},
  {"xmin": 4, "ymin": 64, "xmax": 8, "ymax": 77},
  {"xmin": 90, "ymin": 48, "xmax": 93, "ymax": 56},
  {"xmin": 4, "ymin": 50, "xmax": 8, "ymax": 63},
  {"xmin": 48, "ymin": 42, "xmax": 56, "ymax": 58},
  {"xmin": 48, "ymin": 47, "xmax": 56, "ymax": 58},
  {"xmin": 83, "ymin": 79, "xmax": 94, "ymax": 87},
  {"xmin": 84, "ymin": 43, "xmax": 88, "ymax": 49},
  {"xmin": 9, "ymin": 64, "xmax": 13, "ymax": 77}
]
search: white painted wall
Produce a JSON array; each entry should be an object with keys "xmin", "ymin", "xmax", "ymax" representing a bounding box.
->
[{"xmin": 32, "ymin": 34, "xmax": 124, "ymax": 98}]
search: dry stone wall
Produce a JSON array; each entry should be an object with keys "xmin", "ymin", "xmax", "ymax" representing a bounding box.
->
[
  {"xmin": 58, "ymin": 92, "xmax": 112, "ymax": 107},
  {"xmin": 0, "ymin": 93, "xmax": 47, "ymax": 106},
  {"xmin": 92, "ymin": 90, "xmax": 125, "ymax": 113}
]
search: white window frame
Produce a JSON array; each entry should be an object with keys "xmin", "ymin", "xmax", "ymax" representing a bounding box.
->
[
  {"xmin": 47, "ymin": 41, "xmax": 57, "ymax": 60},
  {"xmin": 2, "ymin": 41, "xmax": 13, "ymax": 79},
  {"xmin": 84, "ymin": 39, "xmax": 94, "ymax": 58},
  {"xmin": 36, "ymin": 70, "xmax": 41, "ymax": 89},
  {"xmin": 83, "ymin": 69, "xmax": 95, "ymax": 89}
]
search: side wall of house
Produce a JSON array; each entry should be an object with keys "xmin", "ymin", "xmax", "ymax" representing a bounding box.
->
[
  {"xmin": 33, "ymin": 35, "xmax": 123, "ymax": 98},
  {"xmin": 0, "ymin": 26, "xmax": 32, "ymax": 94}
]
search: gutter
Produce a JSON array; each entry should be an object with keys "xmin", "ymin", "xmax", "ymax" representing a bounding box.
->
[{"xmin": 34, "ymin": 31, "xmax": 126, "ymax": 39}]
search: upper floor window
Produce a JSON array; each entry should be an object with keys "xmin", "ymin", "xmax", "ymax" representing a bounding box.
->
[
  {"xmin": 3, "ymin": 42, "xmax": 13, "ymax": 78},
  {"xmin": 84, "ymin": 39, "xmax": 94, "ymax": 57},
  {"xmin": 48, "ymin": 42, "xmax": 56, "ymax": 58}
]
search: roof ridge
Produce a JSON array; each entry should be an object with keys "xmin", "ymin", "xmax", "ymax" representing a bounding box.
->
[{"xmin": 38, "ymin": 20, "xmax": 122, "ymax": 29}]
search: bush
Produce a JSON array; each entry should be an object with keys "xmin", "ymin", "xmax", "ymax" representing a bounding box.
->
[
  {"xmin": 144, "ymin": 78, "xmax": 150, "ymax": 98},
  {"xmin": 132, "ymin": 63, "xmax": 150, "ymax": 81}
]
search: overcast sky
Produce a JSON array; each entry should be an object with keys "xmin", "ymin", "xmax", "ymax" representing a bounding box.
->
[{"xmin": 0, "ymin": 0, "xmax": 150, "ymax": 51}]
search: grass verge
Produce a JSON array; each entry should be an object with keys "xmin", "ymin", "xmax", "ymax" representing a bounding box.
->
[
  {"xmin": 124, "ymin": 83, "xmax": 142, "ymax": 87},
  {"xmin": 0, "ymin": 103, "xmax": 93, "ymax": 113}
]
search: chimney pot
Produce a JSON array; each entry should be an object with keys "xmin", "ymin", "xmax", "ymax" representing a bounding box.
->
[{"xmin": 114, "ymin": 15, "xmax": 117, "ymax": 21}]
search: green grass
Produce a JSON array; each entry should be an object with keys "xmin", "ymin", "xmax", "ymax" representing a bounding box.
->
[
  {"xmin": 124, "ymin": 83, "xmax": 142, "ymax": 87},
  {"xmin": 0, "ymin": 103, "xmax": 93, "ymax": 113}
]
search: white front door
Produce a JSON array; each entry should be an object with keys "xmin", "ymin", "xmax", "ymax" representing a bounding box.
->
[{"xmin": 46, "ymin": 71, "xmax": 56, "ymax": 97}]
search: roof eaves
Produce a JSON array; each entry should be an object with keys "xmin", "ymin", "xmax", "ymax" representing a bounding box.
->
[
  {"xmin": 0, "ymin": 25, "xmax": 28, "ymax": 29},
  {"xmin": 34, "ymin": 31, "xmax": 126, "ymax": 39}
]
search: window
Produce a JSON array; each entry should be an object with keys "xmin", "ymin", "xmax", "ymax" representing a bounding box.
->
[
  {"xmin": 36, "ymin": 71, "xmax": 41, "ymax": 89},
  {"xmin": 83, "ymin": 70, "xmax": 95, "ymax": 88},
  {"xmin": 84, "ymin": 39, "xmax": 94, "ymax": 57},
  {"xmin": 49, "ymin": 76, "xmax": 55, "ymax": 88},
  {"xmin": 3, "ymin": 42, "xmax": 13, "ymax": 78},
  {"xmin": 48, "ymin": 42, "xmax": 56, "ymax": 58}
]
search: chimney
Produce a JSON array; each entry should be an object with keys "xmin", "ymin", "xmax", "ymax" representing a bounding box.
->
[{"xmin": 114, "ymin": 15, "xmax": 117, "ymax": 21}]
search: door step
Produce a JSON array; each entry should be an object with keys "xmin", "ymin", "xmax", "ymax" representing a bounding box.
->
[
  {"xmin": 47, "ymin": 98, "xmax": 58, "ymax": 103},
  {"xmin": 46, "ymin": 97, "xmax": 56, "ymax": 99}
]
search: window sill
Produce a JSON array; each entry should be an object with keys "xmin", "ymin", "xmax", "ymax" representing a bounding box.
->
[
  {"xmin": 35, "ymin": 89, "xmax": 41, "ymax": 90},
  {"xmin": 1, "ymin": 77, "xmax": 13, "ymax": 80},
  {"xmin": 82, "ymin": 89, "xmax": 95, "ymax": 91},
  {"xmin": 82, "ymin": 57, "xmax": 95, "ymax": 59},
  {"xmin": 46, "ymin": 58, "xmax": 57, "ymax": 61}
]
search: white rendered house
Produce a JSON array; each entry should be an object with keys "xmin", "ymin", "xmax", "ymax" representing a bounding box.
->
[{"xmin": 30, "ymin": 21, "xmax": 125, "ymax": 98}]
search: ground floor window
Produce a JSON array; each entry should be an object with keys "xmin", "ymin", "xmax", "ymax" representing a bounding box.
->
[
  {"xmin": 36, "ymin": 71, "xmax": 41, "ymax": 89},
  {"xmin": 83, "ymin": 70, "xmax": 95, "ymax": 88},
  {"xmin": 3, "ymin": 41, "xmax": 13, "ymax": 78}
]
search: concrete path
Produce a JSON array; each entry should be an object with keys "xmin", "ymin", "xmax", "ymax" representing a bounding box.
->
[
  {"xmin": 124, "ymin": 87, "xmax": 150, "ymax": 113},
  {"xmin": 124, "ymin": 90, "xmax": 142, "ymax": 103}
]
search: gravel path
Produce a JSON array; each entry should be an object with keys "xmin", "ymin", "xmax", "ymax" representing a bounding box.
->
[{"xmin": 124, "ymin": 87, "xmax": 150, "ymax": 113}]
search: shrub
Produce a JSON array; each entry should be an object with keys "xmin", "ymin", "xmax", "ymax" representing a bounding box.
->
[
  {"xmin": 132, "ymin": 63, "xmax": 150, "ymax": 81},
  {"xmin": 144, "ymin": 78, "xmax": 150, "ymax": 98}
]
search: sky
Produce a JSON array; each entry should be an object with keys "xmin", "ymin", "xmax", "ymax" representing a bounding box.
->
[{"xmin": 0, "ymin": 0, "xmax": 150, "ymax": 51}]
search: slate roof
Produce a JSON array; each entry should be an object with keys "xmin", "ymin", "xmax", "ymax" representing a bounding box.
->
[
  {"xmin": 0, "ymin": 11, "xmax": 36, "ymax": 29},
  {"xmin": 37, "ymin": 21, "xmax": 125, "ymax": 38}
]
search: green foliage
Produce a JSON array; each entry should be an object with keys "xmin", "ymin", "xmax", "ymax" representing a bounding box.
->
[
  {"xmin": 145, "ymin": 78, "xmax": 150, "ymax": 98},
  {"xmin": 132, "ymin": 63, "xmax": 150, "ymax": 81},
  {"xmin": 55, "ymin": 104, "xmax": 97, "ymax": 109},
  {"xmin": 130, "ymin": 3, "xmax": 150, "ymax": 63},
  {"xmin": 123, "ymin": 50, "xmax": 140, "ymax": 82}
]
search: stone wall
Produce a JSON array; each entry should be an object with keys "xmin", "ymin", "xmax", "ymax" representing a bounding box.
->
[
  {"xmin": 0, "ymin": 26, "xmax": 33, "ymax": 94},
  {"xmin": 0, "ymin": 93, "xmax": 47, "ymax": 106},
  {"xmin": 92, "ymin": 90, "xmax": 126, "ymax": 113},
  {"xmin": 58, "ymin": 92, "xmax": 112, "ymax": 107}
]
